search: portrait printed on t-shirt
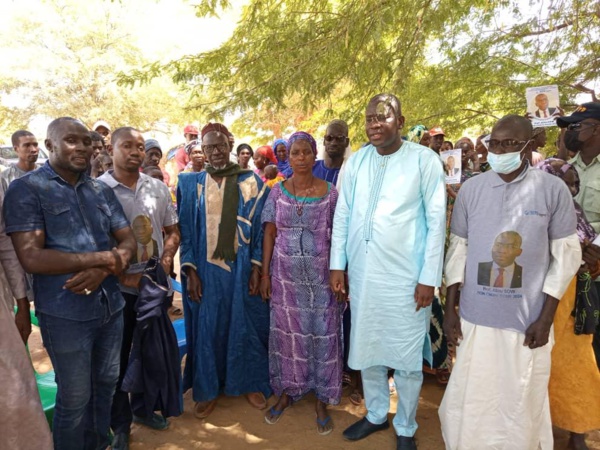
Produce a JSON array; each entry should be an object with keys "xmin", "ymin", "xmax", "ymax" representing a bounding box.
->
[
  {"xmin": 477, "ymin": 231, "xmax": 523, "ymax": 289},
  {"xmin": 130, "ymin": 214, "xmax": 158, "ymax": 265}
]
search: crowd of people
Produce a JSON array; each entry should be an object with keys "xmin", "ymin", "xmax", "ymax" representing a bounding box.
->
[{"xmin": 0, "ymin": 93, "xmax": 599, "ymax": 450}]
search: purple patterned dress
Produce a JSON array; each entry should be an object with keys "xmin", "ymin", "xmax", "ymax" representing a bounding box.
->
[{"xmin": 261, "ymin": 182, "xmax": 344, "ymax": 405}]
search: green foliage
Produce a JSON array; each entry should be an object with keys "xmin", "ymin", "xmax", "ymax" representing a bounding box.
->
[
  {"xmin": 122, "ymin": 0, "xmax": 600, "ymax": 147},
  {"xmin": 0, "ymin": 0, "xmax": 194, "ymax": 142}
]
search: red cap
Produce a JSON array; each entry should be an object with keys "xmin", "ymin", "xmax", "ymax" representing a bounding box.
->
[
  {"xmin": 429, "ymin": 126, "xmax": 445, "ymax": 137},
  {"xmin": 184, "ymin": 124, "xmax": 199, "ymax": 135}
]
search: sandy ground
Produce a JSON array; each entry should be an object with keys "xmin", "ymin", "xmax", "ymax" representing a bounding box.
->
[
  {"xmin": 28, "ymin": 299, "xmax": 600, "ymax": 450},
  {"xmin": 27, "ymin": 252, "xmax": 600, "ymax": 449}
]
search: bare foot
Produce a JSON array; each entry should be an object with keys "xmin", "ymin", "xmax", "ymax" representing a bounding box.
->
[{"xmin": 315, "ymin": 400, "xmax": 333, "ymax": 435}]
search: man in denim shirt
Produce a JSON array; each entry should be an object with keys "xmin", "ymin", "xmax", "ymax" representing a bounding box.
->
[{"xmin": 3, "ymin": 117, "xmax": 137, "ymax": 450}]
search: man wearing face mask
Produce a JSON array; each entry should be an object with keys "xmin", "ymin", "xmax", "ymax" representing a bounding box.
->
[
  {"xmin": 558, "ymin": 103, "xmax": 600, "ymax": 232},
  {"xmin": 440, "ymin": 115, "xmax": 581, "ymax": 450},
  {"xmin": 558, "ymin": 102, "xmax": 600, "ymax": 369}
]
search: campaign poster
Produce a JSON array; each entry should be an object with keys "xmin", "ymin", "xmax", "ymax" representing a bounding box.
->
[
  {"xmin": 441, "ymin": 149, "xmax": 462, "ymax": 184},
  {"xmin": 526, "ymin": 85, "xmax": 560, "ymax": 128}
]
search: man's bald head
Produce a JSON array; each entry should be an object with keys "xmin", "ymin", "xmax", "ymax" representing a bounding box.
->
[
  {"xmin": 492, "ymin": 115, "xmax": 533, "ymax": 141},
  {"xmin": 47, "ymin": 117, "xmax": 86, "ymax": 141},
  {"xmin": 111, "ymin": 127, "xmax": 140, "ymax": 145},
  {"xmin": 44, "ymin": 117, "xmax": 93, "ymax": 180},
  {"xmin": 327, "ymin": 119, "xmax": 349, "ymax": 135},
  {"xmin": 367, "ymin": 93, "xmax": 402, "ymax": 118}
]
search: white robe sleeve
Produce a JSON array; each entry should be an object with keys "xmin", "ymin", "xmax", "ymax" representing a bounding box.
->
[
  {"xmin": 542, "ymin": 233, "xmax": 581, "ymax": 299},
  {"xmin": 330, "ymin": 156, "xmax": 354, "ymax": 270},
  {"xmin": 444, "ymin": 233, "xmax": 468, "ymax": 287},
  {"xmin": 417, "ymin": 152, "xmax": 447, "ymax": 287}
]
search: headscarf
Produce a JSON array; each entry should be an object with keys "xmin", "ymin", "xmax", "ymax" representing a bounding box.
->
[
  {"xmin": 536, "ymin": 158, "xmax": 579, "ymax": 193},
  {"xmin": 255, "ymin": 145, "xmax": 278, "ymax": 164},
  {"xmin": 272, "ymin": 139, "xmax": 288, "ymax": 157},
  {"xmin": 236, "ymin": 143, "xmax": 253, "ymax": 157},
  {"xmin": 287, "ymin": 131, "xmax": 317, "ymax": 156},
  {"xmin": 407, "ymin": 125, "xmax": 428, "ymax": 143},
  {"xmin": 184, "ymin": 139, "xmax": 201, "ymax": 155},
  {"xmin": 272, "ymin": 138, "xmax": 292, "ymax": 178}
]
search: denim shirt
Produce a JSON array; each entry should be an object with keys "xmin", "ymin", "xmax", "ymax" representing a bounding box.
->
[{"xmin": 3, "ymin": 162, "xmax": 130, "ymax": 321}]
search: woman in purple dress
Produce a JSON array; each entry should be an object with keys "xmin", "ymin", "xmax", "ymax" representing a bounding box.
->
[{"xmin": 260, "ymin": 131, "xmax": 344, "ymax": 436}]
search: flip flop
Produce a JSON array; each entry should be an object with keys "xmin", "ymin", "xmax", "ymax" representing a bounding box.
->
[
  {"xmin": 264, "ymin": 403, "xmax": 292, "ymax": 425},
  {"xmin": 316, "ymin": 415, "xmax": 333, "ymax": 436}
]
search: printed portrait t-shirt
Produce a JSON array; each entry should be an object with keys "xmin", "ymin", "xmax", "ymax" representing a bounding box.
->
[
  {"xmin": 451, "ymin": 167, "xmax": 576, "ymax": 333},
  {"xmin": 98, "ymin": 171, "xmax": 178, "ymax": 294}
]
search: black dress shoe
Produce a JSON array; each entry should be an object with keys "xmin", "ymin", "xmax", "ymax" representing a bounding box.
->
[
  {"xmin": 111, "ymin": 432, "xmax": 129, "ymax": 450},
  {"xmin": 397, "ymin": 435, "xmax": 417, "ymax": 450},
  {"xmin": 343, "ymin": 417, "xmax": 390, "ymax": 441}
]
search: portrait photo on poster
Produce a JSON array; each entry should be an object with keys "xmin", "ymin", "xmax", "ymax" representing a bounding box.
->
[
  {"xmin": 477, "ymin": 231, "xmax": 523, "ymax": 289},
  {"xmin": 441, "ymin": 149, "xmax": 462, "ymax": 184},
  {"xmin": 526, "ymin": 85, "xmax": 560, "ymax": 128}
]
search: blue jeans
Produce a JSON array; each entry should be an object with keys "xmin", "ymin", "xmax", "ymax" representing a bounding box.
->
[{"xmin": 39, "ymin": 305, "xmax": 123, "ymax": 450}]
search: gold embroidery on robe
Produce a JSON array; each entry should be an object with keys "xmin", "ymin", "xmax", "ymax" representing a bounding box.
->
[{"xmin": 204, "ymin": 176, "xmax": 238, "ymax": 272}]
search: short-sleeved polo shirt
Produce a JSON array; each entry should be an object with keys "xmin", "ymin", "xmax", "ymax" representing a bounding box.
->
[
  {"xmin": 98, "ymin": 171, "xmax": 178, "ymax": 294},
  {"xmin": 451, "ymin": 167, "xmax": 576, "ymax": 333}
]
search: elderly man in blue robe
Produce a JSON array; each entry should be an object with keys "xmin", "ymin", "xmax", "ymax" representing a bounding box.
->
[
  {"xmin": 330, "ymin": 94, "xmax": 446, "ymax": 450},
  {"xmin": 177, "ymin": 122, "xmax": 272, "ymax": 420}
]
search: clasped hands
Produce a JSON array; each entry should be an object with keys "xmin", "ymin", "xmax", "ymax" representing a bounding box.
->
[{"xmin": 63, "ymin": 247, "xmax": 132, "ymax": 295}]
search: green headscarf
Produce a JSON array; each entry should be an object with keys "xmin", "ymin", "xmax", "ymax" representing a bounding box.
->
[{"xmin": 407, "ymin": 124, "xmax": 428, "ymax": 143}]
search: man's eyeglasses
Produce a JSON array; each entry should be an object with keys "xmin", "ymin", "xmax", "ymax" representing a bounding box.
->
[
  {"xmin": 201, "ymin": 143, "xmax": 229, "ymax": 154},
  {"xmin": 365, "ymin": 114, "xmax": 394, "ymax": 125},
  {"xmin": 566, "ymin": 122, "xmax": 599, "ymax": 131},
  {"xmin": 488, "ymin": 139, "xmax": 530, "ymax": 150},
  {"xmin": 324, "ymin": 135, "xmax": 348, "ymax": 142}
]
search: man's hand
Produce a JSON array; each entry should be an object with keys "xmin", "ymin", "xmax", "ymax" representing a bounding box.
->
[
  {"xmin": 443, "ymin": 308, "xmax": 463, "ymax": 347},
  {"xmin": 467, "ymin": 148, "xmax": 480, "ymax": 172},
  {"xmin": 105, "ymin": 248, "xmax": 131, "ymax": 275},
  {"xmin": 64, "ymin": 268, "xmax": 109, "ymax": 295},
  {"xmin": 15, "ymin": 299, "xmax": 31, "ymax": 344},
  {"xmin": 447, "ymin": 185, "xmax": 457, "ymax": 200},
  {"xmin": 249, "ymin": 265, "xmax": 261, "ymax": 296},
  {"xmin": 118, "ymin": 273, "xmax": 143, "ymax": 289},
  {"xmin": 414, "ymin": 283, "xmax": 434, "ymax": 311},
  {"xmin": 160, "ymin": 255, "xmax": 174, "ymax": 278},
  {"xmin": 582, "ymin": 241, "xmax": 600, "ymax": 268},
  {"xmin": 523, "ymin": 318, "xmax": 552, "ymax": 349},
  {"xmin": 185, "ymin": 268, "xmax": 202, "ymax": 303},
  {"xmin": 330, "ymin": 270, "xmax": 347, "ymax": 302}
]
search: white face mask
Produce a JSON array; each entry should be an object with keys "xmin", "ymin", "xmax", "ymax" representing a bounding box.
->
[{"xmin": 487, "ymin": 141, "xmax": 530, "ymax": 174}]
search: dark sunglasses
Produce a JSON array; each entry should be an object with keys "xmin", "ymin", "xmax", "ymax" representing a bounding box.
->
[
  {"xmin": 488, "ymin": 139, "xmax": 530, "ymax": 150},
  {"xmin": 324, "ymin": 135, "xmax": 347, "ymax": 142}
]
